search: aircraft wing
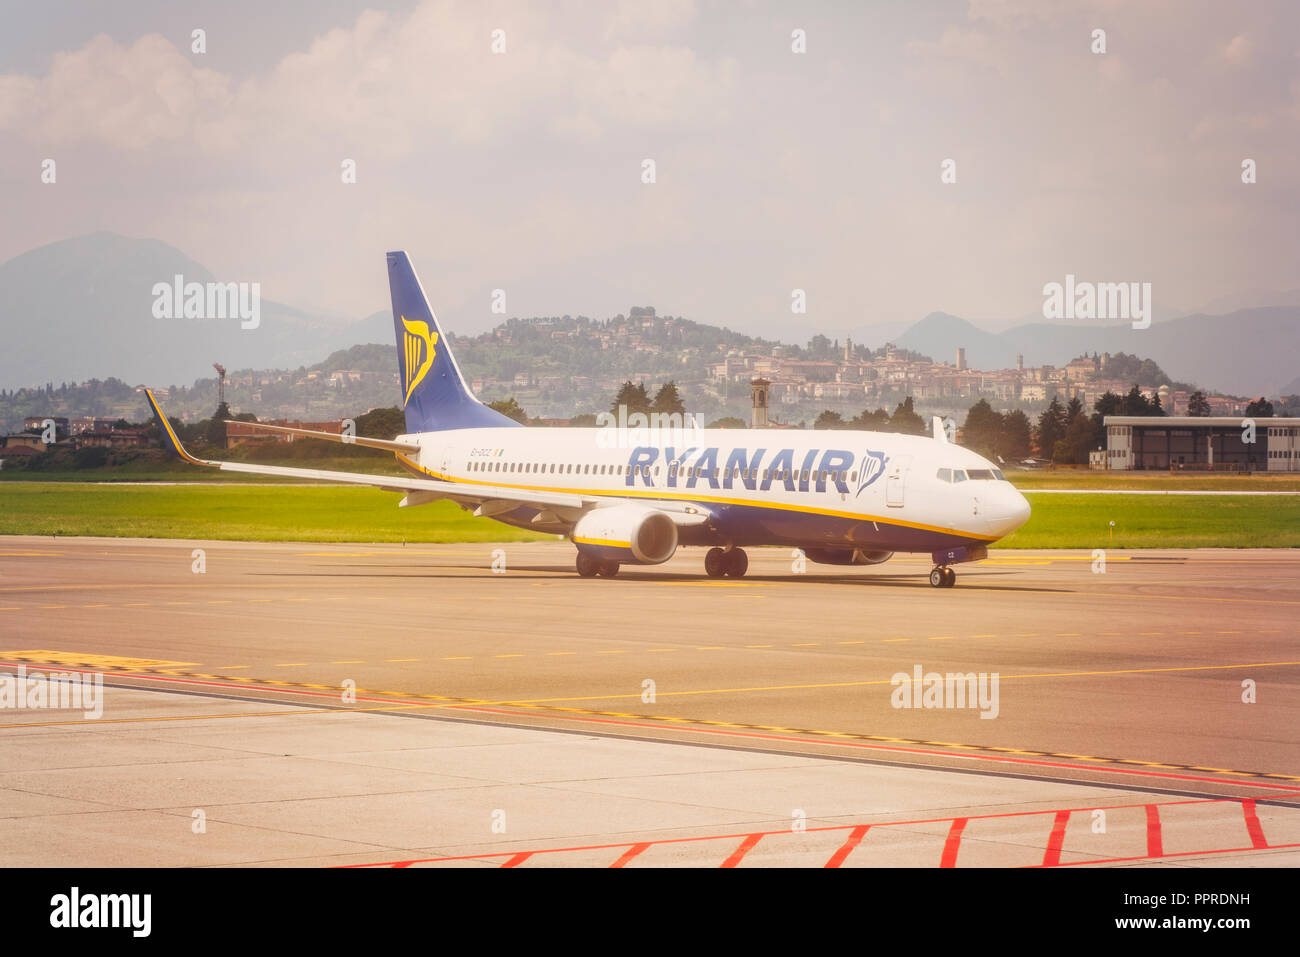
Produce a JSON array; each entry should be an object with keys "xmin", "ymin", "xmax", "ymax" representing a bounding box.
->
[
  {"xmin": 222, "ymin": 419, "xmax": 420, "ymax": 453},
  {"xmin": 148, "ymin": 390, "xmax": 709, "ymax": 527}
]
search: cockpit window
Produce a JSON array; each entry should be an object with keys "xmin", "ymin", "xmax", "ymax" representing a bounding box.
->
[{"xmin": 940, "ymin": 466, "xmax": 1008, "ymax": 483}]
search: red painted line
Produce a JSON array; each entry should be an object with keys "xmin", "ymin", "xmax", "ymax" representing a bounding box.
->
[
  {"xmin": 1242, "ymin": 799, "xmax": 1268, "ymax": 849},
  {"xmin": 338, "ymin": 797, "xmax": 1261, "ymax": 868},
  {"xmin": 720, "ymin": 834, "xmax": 762, "ymax": 868},
  {"xmin": 1145, "ymin": 805, "xmax": 1163, "ymax": 858},
  {"xmin": 390, "ymin": 860, "xmax": 415, "ymax": 869},
  {"xmin": 610, "ymin": 843, "xmax": 650, "ymax": 868},
  {"xmin": 941, "ymin": 818, "xmax": 968, "ymax": 868},
  {"xmin": 1033, "ymin": 840, "xmax": 1300, "ymax": 867},
  {"xmin": 501, "ymin": 852, "xmax": 532, "ymax": 868},
  {"xmin": 1042, "ymin": 810, "xmax": 1071, "ymax": 867},
  {"xmin": 824, "ymin": 825, "xmax": 869, "ymax": 868}
]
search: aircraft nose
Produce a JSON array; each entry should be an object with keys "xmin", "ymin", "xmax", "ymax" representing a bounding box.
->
[{"xmin": 985, "ymin": 486, "xmax": 1031, "ymax": 537}]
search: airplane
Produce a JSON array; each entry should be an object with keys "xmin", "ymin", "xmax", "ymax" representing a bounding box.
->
[{"xmin": 145, "ymin": 251, "xmax": 1031, "ymax": 587}]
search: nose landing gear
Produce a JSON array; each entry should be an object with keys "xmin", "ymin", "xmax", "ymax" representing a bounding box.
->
[{"xmin": 929, "ymin": 566, "xmax": 956, "ymax": 588}]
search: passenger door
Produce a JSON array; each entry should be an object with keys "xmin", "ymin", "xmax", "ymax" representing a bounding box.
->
[{"xmin": 885, "ymin": 456, "xmax": 910, "ymax": 507}]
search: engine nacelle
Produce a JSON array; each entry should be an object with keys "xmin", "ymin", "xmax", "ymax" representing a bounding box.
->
[
  {"xmin": 803, "ymin": 547, "xmax": 894, "ymax": 566},
  {"xmin": 572, "ymin": 505, "xmax": 679, "ymax": 565}
]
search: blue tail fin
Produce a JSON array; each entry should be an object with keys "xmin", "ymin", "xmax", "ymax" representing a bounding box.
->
[{"xmin": 386, "ymin": 251, "xmax": 521, "ymax": 433}]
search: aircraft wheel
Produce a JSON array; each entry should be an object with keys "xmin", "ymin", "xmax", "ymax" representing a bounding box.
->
[
  {"xmin": 929, "ymin": 567, "xmax": 945, "ymax": 588},
  {"xmin": 725, "ymin": 548, "xmax": 749, "ymax": 578},
  {"xmin": 597, "ymin": 561, "xmax": 620, "ymax": 579},
  {"xmin": 576, "ymin": 553, "xmax": 600, "ymax": 578},
  {"xmin": 704, "ymin": 547, "xmax": 728, "ymax": 578},
  {"xmin": 943, "ymin": 567, "xmax": 956, "ymax": 587}
]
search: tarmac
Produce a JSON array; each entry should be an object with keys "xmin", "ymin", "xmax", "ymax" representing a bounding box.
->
[{"xmin": 0, "ymin": 536, "xmax": 1296, "ymax": 867}]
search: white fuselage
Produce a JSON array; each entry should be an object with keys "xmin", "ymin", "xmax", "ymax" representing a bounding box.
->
[{"xmin": 395, "ymin": 425, "xmax": 1031, "ymax": 554}]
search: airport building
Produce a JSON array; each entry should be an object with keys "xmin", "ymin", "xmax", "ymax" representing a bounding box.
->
[{"xmin": 1104, "ymin": 416, "xmax": 1300, "ymax": 471}]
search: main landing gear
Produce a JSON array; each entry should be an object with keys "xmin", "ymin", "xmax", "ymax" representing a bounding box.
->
[
  {"xmin": 705, "ymin": 547, "xmax": 748, "ymax": 579},
  {"xmin": 576, "ymin": 553, "xmax": 620, "ymax": 578},
  {"xmin": 929, "ymin": 566, "xmax": 956, "ymax": 588}
]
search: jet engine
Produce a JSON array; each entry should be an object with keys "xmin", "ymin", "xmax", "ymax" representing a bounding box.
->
[{"xmin": 572, "ymin": 505, "xmax": 679, "ymax": 565}]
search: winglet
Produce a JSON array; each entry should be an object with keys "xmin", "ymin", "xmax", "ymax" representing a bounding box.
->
[
  {"xmin": 145, "ymin": 389, "xmax": 209, "ymax": 466},
  {"xmin": 932, "ymin": 416, "xmax": 949, "ymax": 443}
]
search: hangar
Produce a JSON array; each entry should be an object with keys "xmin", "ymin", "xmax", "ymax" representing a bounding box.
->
[{"xmin": 1104, "ymin": 415, "xmax": 1300, "ymax": 471}]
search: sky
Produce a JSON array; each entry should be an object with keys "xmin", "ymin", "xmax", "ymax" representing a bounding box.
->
[{"xmin": 2, "ymin": 0, "xmax": 1297, "ymax": 340}]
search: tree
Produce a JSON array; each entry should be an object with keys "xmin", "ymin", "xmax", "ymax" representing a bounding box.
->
[
  {"xmin": 961, "ymin": 399, "xmax": 1003, "ymax": 459},
  {"xmin": 650, "ymin": 381, "xmax": 686, "ymax": 415},
  {"xmin": 1089, "ymin": 391, "xmax": 1123, "ymax": 448},
  {"xmin": 1244, "ymin": 397, "xmax": 1274, "ymax": 417},
  {"xmin": 1060, "ymin": 412, "xmax": 1097, "ymax": 464},
  {"xmin": 707, "ymin": 416, "xmax": 746, "ymax": 429},
  {"xmin": 611, "ymin": 380, "xmax": 651, "ymax": 415},
  {"xmin": 356, "ymin": 406, "xmax": 405, "ymax": 438},
  {"xmin": 888, "ymin": 396, "xmax": 927, "ymax": 435},
  {"xmin": 806, "ymin": 334, "xmax": 833, "ymax": 359},
  {"xmin": 853, "ymin": 408, "xmax": 891, "ymax": 431},
  {"xmin": 814, "ymin": 410, "xmax": 846, "ymax": 430},
  {"xmin": 488, "ymin": 397, "xmax": 529, "ymax": 424},
  {"xmin": 1065, "ymin": 395, "xmax": 1084, "ymax": 424},
  {"xmin": 207, "ymin": 401, "xmax": 232, "ymax": 447},
  {"xmin": 1035, "ymin": 395, "xmax": 1066, "ymax": 458},
  {"xmin": 1187, "ymin": 391, "xmax": 1211, "ymax": 416},
  {"xmin": 1123, "ymin": 384, "xmax": 1153, "ymax": 416},
  {"xmin": 1001, "ymin": 410, "xmax": 1033, "ymax": 461}
]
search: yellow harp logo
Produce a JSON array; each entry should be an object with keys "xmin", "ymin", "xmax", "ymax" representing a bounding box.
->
[{"xmin": 400, "ymin": 316, "xmax": 439, "ymax": 407}]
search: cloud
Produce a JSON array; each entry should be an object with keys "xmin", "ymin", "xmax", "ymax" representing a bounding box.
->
[
  {"xmin": 0, "ymin": 0, "xmax": 1295, "ymax": 330},
  {"xmin": 1221, "ymin": 33, "xmax": 1253, "ymax": 65},
  {"xmin": 1, "ymin": 33, "xmax": 231, "ymax": 150},
  {"xmin": 0, "ymin": 0, "xmax": 737, "ymax": 158},
  {"xmin": 604, "ymin": 0, "xmax": 698, "ymax": 39}
]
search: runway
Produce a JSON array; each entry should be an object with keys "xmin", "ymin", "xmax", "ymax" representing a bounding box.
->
[{"xmin": 1, "ymin": 536, "xmax": 1297, "ymax": 867}]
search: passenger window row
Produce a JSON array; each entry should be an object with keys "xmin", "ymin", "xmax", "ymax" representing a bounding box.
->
[{"xmin": 462, "ymin": 460, "xmax": 862, "ymax": 487}]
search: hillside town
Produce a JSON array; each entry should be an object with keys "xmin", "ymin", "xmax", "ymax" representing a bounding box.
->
[
  {"xmin": 458, "ymin": 311, "xmax": 1252, "ymax": 424},
  {"xmin": 1, "ymin": 309, "xmax": 1282, "ymax": 472}
]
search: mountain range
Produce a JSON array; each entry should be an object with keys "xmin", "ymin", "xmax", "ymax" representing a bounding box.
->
[
  {"xmin": 1, "ymin": 233, "xmax": 1295, "ymax": 398},
  {"xmin": 894, "ymin": 311, "xmax": 1299, "ymax": 397},
  {"xmin": 0, "ymin": 233, "xmax": 388, "ymax": 387}
]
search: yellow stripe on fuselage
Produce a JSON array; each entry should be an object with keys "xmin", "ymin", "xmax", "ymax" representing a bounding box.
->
[{"xmin": 392, "ymin": 452, "xmax": 996, "ymax": 542}]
